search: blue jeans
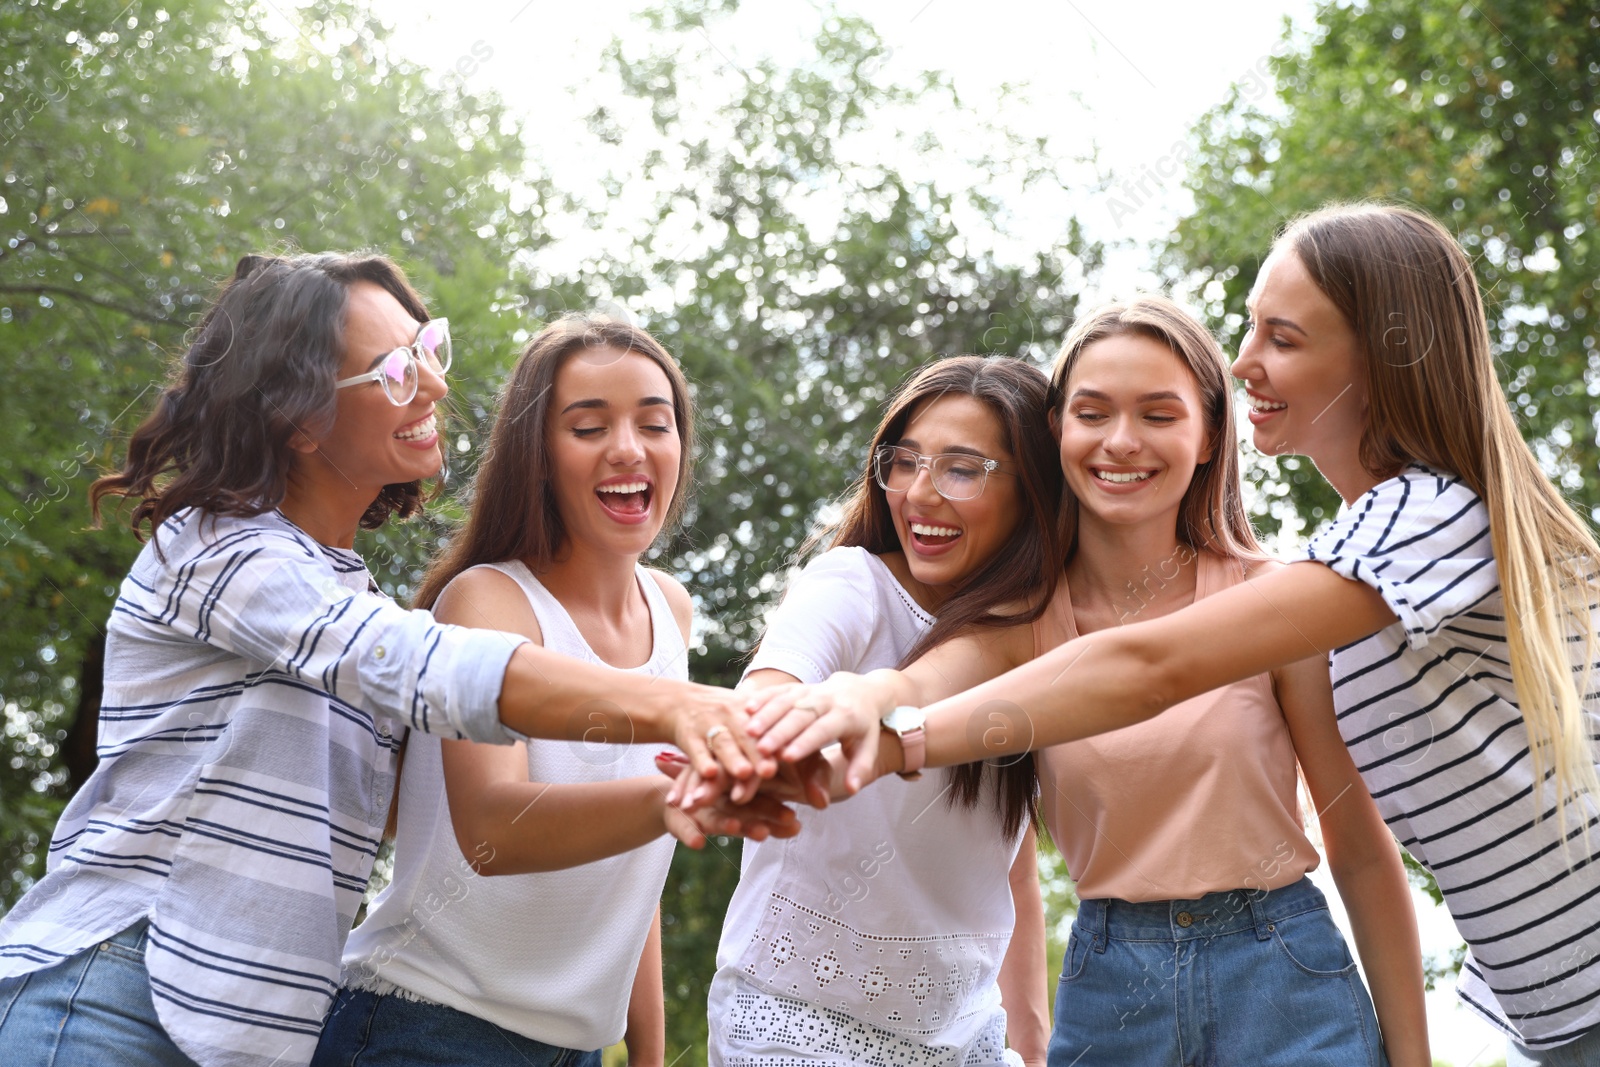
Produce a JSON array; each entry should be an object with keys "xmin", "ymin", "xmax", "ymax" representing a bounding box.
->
[
  {"xmin": 0, "ymin": 918, "xmax": 198, "ymax": 1067},
  {"xmin": 312, "ymin": 986, "xmax": 602, "ymax": 1067},
  {"xmin": 1509, "ymin": 1025, "xmax": 1600, "ymax": 1066},
  {"xmin": 1047, "ymin": 877, "xmax": 1387, "ymax": 1067}
]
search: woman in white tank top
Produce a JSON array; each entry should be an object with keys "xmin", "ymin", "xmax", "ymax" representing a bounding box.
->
[
  {"xmin": 313, "ymin": 316, "xmax": 796, "ymax": 1067},
  {"xmin": 688, "ymin": 356, "xmax": 1068, "ymax": 1067}
]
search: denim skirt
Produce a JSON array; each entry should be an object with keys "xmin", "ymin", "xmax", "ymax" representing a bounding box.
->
[
  {"xmin": 1047, "ymin": 877, "xmax": 1387, "ymax": 1067},
  {"xmin": 312, "ymin": 986, "xmax": 602, "ymax": 1067}
]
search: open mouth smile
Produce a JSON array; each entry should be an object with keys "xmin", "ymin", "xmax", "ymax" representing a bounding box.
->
[
  {"xmin": 1245, "ymin": 390, "xmax": 1288, "ymax": 420},
  {"xmin": 596, "ymin": 478, "xmax": 654, "ymax": 525},
  {"xmin": 394, "ymin": 413, "xmax": 438, "ymax": 445},
  {"xmin": 1089, "ymin": 466, "xmax": 1158, "ymax": 491},
  {"xmin": 907, "ymin": 518, "xmax": 963, "ymax": 555}
]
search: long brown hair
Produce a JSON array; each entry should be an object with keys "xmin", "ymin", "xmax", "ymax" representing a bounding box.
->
[
  {"xmin": 91, "ymin": 252, "xmax": 432, "ymax": 541},
  {"xmin": 413, "ymin": 314, "xmax": 693, "ymax": 611},
  {"xmin": 1048, "ymin": 296, "xmax": 1268, "ymax": 566},
  {"xmin": 1282, "ymin": 202, "xmax": 1600, "ymax": 838},
  {"xmin": 819, "ymin": 355, "xmax": 1064, "ymax": 839}
]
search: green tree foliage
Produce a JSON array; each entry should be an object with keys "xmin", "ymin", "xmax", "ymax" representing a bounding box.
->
[
  {"xmin": 585, "ymin": 4, "xmax": 1096, "ymax": 677},
  {"xmin": 1167, "ymin": 0, "xmax": 1600, "ymax": 536},
  {"xmin": 0, "ymin": 0, "xmax": 546, "ymax": 901}
]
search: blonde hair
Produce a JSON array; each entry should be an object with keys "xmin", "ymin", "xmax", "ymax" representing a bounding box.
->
[
  {"xmin": 1049, "ymin": 295, "xmax": 1269, "ymax": 565},
  {"xmin": 1283, "ymin": 202, "xmax": 1600, "ymax": 843}
]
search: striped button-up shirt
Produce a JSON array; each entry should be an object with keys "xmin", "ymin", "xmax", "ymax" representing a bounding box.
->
[{"xmin": 0, "ymin": 508, "xmax": 526, "ymax": 1067}]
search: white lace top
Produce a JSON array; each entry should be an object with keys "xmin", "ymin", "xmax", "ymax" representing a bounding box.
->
[{"xmin": 709, "ymin": 547, "xmax": 1027, "ymax": 1066}]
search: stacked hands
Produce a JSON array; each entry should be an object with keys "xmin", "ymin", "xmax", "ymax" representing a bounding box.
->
[{"xmin": 656, "ymin": 673, "xmax": 897, "ymax": 848}]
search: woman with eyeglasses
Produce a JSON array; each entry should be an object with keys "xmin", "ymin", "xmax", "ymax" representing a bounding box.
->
[
  {"xmin": 694, "ymin": 356, "xmax": 1062, "ymax": 1067},
  {"xmin": 0, "ymin": 254, "xmax": 765, "ymax": 1067}
]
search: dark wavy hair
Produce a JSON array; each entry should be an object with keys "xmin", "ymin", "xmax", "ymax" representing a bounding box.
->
[
  {"xmin": 412, "ymin": 314, "xmax": 693, "ymax": 611},
  {"xmin": 817, "ymin": 355, "xmax": 1064, "ymax": 839},
  {"xmin": 91, "ymin": 252, "xmax": 434, "ymax": 541}
]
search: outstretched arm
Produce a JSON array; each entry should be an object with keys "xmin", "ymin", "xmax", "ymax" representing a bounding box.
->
[
  {"xmin": 743, "ymin": 619, "xmax": 1035, "ymax": 792},
  {"xmin": 919, "ymin": 561, "xmax": 1395, "ymax": 764},
  {"xmin": 755, "ymin": 562, "xmax": 1395, "ymax": 777},
  {"xmin": 440, "ymin": 569, "xmax": 795, "ymax": 873},
  {"xmin": 456, "ymin": 568, "xmax": 768, "ymax": 785}
]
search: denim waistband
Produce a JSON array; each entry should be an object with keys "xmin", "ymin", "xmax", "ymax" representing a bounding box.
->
[
  {"xmin": 1074, "ymin": 876, "xmax": 1328, "ymax": 947},
  {"xmin": 105, "ymin": 917, "xmax": 150, "ymax": 954}
]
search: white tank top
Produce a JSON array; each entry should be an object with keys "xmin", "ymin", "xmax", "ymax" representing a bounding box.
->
[
  {"xmin": 340, "ymin": 561, "xmax": 685, "ymax": 1051},
  {"xmin": 710, "ymin": 548, "xmax": 1025, "ymax": 1062}
]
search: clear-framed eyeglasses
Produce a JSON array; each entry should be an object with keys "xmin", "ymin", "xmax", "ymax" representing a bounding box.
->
[
  {"xmin": 334, "ymin": 318, "xmax": 452, "ymax": 406},
  {"xmin": 872, "ymin": 444, "xmax": 1013, "ymax": 501}
]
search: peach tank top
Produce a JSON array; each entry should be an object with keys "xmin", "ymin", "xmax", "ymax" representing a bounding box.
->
[{"xmin": 1034, "ymin": 551, "xmax": 1319, "ymax": 902}]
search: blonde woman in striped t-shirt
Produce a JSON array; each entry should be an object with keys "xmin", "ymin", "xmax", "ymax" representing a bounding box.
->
[{"xmin": 748, "ymin": 203, "xmax": 1600, "ymax": 1066}]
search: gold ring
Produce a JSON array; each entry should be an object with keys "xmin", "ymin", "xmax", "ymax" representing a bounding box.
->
[{"xmin": 705, "ymin": 724, "xmax": 728, "ymax": 744}]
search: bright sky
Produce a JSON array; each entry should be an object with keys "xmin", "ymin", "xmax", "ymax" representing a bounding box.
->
[{"xmin": 364, "ymin": 1, "xmax": 1509, "ymax": 1061}]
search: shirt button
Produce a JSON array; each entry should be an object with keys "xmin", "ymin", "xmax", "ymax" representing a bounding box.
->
[
  {"xmin": 1175, "ymin": 911, "xmax": 1194, "ymax": 928},
  {"xmin": 373, "ymin": 645, "xmax": 386, "ymax": 661}
]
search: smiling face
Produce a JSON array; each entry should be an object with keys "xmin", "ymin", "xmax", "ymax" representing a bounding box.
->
[
  {"xmin": 1233, "ymin": 247, "xmax": 1370, "ymax": 490},
  {"xmin": 546, "ymin": 346, "xmax": 682, "ymax": 558},
  {"xmin": 887, "ymin": 394, "xmax": 1024, "ymax": 592},
  {"xmin": 306, "ymin": 281, "xmax": 447, "ymax": 494},
  {"xmin": 1057, "ymin": 332, "xmax": 1212, "ymax": 535}
]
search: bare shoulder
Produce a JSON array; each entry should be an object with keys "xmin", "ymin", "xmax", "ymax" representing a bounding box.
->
[
  {"xmin": 432, "ymin": 566, "xmax": 544, "ymax": 646},
  {"xmin": 646, "ymin": 568, "xmax": 694, "ymax": 643},
  {"xmin": 940, "ymin": 616, "xmax": 1037, "ymax": 671},
  {"xmin": 995, "ymin": 617, "xmax": 1041, "ymax": 669},
  {"xmin": 1243, "ymin": 556, "xmax": 1288, "ymax": 581}
]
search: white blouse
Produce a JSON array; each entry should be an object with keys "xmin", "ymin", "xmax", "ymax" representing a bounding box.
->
[
  {"xmin": 710, "ymin": 547, "xmax": 1026, "ymax": 1066},
  {"xmin": 341, "ymin": 562, "xmax": 683, "ymax": 1051}
]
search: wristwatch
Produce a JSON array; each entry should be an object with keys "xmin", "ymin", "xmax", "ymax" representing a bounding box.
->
[{"xmin": 880, "ymin": 705, "xmax": 927, "ymax": 781}]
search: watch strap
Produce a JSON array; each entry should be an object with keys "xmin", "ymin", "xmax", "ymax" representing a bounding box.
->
[{"xmin": 894, "ymin": 723, "xmax": 926, "ymax": 781}]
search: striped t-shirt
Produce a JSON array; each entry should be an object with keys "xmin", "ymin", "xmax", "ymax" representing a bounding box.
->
[
  {"xmin": 1302, "ymin": 464, "xmax": 1600, "ymax": 1049},
  {"xmin": 0, "ymin": 509, "xmax": 527, "ymax": 1067}
]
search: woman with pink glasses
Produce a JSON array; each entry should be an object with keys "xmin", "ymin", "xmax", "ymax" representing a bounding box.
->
[{"xmin": 0, "ymin": 254, "xmax": 764, "ymax": 1067}]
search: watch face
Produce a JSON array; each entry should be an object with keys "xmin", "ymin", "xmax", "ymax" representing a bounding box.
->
[{"xmin": 882, "ymin": 705, "xmax": 926, "ymax": 732}]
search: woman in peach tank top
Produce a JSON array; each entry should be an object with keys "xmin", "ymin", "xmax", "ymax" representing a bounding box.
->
[
  {"xmin": 1029, "ymin": 298, "xmax": 1428, "ymax": 1067},
  {"xmin": 746, "ymin": 297, "xmax": 1432, "ymax": 1066}
]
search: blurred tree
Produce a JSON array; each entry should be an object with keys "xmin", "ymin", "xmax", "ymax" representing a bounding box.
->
[
  {"xmin": 0, "ymin": 0, "xmax": 549, "ymax": 903},
  {"xmin": 1167, "ymin": 0, "xmax": 1600, "ymax": 540},
  {"xmin": 3, "ymin": 0, "xmax": 1098, "ymax": 1058},
  {"xmin": 570, "ymin": 4, "xmax": 1099, "ymax": 1055}
]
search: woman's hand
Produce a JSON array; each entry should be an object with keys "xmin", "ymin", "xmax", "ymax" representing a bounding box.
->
[
  {"xmin": 744, "ymin": 672, "xmax": 899, "ymax": 793},
  {"xmin": 661, "ymin": 793, "xmax": 800, "ymax": 849},
  {"xmin": 657, "ymin": 750, "xmax": 829, "ymax": 813},
  {"xmin": 667, "ymin": 682, "xmax": 773, "ymax": 787},
  {"xmin": 653, "ymin": 760, "xmax": 801, "ymax": 847},
  {"xmin": 658, "ymin": 750, "xmax": 832, "ymax": 812}
]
